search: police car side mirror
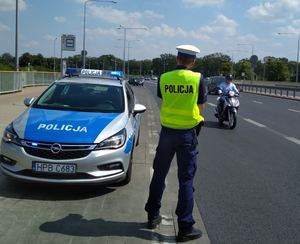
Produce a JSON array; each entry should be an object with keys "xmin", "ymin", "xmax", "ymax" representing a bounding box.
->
[
  {"xmin": 24, "ymin": 97, "xmax": 35, "ymax": 107},
  {"xmin": 133, "ymin": 104, "xmax": 146, "ymax": 116}
]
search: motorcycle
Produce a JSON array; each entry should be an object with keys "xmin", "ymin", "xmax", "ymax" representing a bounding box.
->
[{"xmin": 215, "ymin": 90, "xmax": 240, "ymax": 129}]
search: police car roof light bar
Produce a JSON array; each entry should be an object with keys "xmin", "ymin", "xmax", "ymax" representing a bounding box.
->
[
  {"xmin": 65, "ymin": 68, "xmax": 81, "ymax": 77},
  {"xmin": 65, "ymin": 68, "xmax": 124, "ymax": 80}
]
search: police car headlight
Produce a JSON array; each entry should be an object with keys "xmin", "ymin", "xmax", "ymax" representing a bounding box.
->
[
  {"xmin": 95, "ymin": 129, "xmax": 126, "ymax": 150},
  {"xmin": 2, "ymin": 123, "xmax": 22, "ymax": 146}
]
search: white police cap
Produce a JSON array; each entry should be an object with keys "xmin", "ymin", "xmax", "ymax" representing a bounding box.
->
[{"xmin": 176, "ymin": 45, "xmax": 200, "ymax": 59}]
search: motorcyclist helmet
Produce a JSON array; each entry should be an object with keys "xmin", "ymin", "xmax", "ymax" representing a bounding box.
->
[{"xmin": 225, "ymin": 74, "xmax": 233, "ymax": 82}]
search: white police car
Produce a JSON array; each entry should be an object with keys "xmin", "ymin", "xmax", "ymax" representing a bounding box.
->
[{"xmin": 0, "ymin": 68, "xmax": 146, "ymax": 185}]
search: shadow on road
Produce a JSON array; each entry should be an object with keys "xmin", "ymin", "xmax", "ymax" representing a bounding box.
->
[
  {"xmin": 40, "ymin": 214, "xmax": 175, "ymax": 243},
  {"xmin": 0, "ymin": 174, "xmax": 116, "ymax": 201},
  {"xmin": 203, "ymin": 120, "xmax": 229, "ymax": 130}
]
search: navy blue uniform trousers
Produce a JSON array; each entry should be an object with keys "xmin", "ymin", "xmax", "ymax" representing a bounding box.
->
[{"xmin": 145, "ymin": 126, "xmax": 198, "ymax": 232}]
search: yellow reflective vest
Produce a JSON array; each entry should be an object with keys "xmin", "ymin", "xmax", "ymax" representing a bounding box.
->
[{"xmin": 160, "ymin": 69, "xmax": 204, "ymax": 129}]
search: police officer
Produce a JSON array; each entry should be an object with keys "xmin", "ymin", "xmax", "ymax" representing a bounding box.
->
[{"xmin": 145, "ymin": 45, "xmax": 206, "ymax": 242}]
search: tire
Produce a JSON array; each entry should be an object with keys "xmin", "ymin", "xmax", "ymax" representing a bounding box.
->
[
  {"xmin": 218, "ymin": 118, "xmax": 224, "ymax": 125},
  {"xmin": 118, "ymin": 140, "xmax": 134, "ymax": 185},
  {"xmin": 228, "ymin": 111, "xmax": 237, "ymax": 129},
  {"xmin": 135, "ymin": 127, "xmax": 140, "ymax": 146}
]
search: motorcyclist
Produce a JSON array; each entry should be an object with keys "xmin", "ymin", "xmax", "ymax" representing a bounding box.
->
[{"xmin": 216, "ymin": 75, "xmax": 239, "ymax": 116}]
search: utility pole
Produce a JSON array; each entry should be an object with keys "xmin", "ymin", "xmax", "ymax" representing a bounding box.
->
[{"xmin": 15, "ymin": 0, "xmax": 19, "ymax": 71}]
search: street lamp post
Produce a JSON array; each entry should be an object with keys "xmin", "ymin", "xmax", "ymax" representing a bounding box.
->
[
  {"xmin": 117, "ymin": 25, "xmax": 147, "ymax": 76},
  {"xmin": 127, "ymin": 39, "xmax": 140, "ymax": 77},
  {"xmin": 110, "ymin": 58, "xmax": 120, "ymax": 70},
  {"xmin": 226, "ymin": 49, "xmax": 247, "ymax": 76},
  {"xmin": 139, "ymin": 61, "xmax": 142, "ymax": 76},
  {"xmin": 238, "ymin": 43, "xmax": 254, "ymax": 56},
  {"xmin": 15, "ymin": 0, "xmax": 19, "ymax": 71},
  {"xmin": 53, "ymin": 37, "xmax": 57, "ymax": 73},
  {"xmin": 82, "ymin": 0, "xmax": 117, "ymax": 69},
  {"xmin": 278, "ymin": 32, "xmax": 299, "ymax": 83},
  {"xmin": 237, "ymin": 43, "xmax": 255, "ymax": 82}
]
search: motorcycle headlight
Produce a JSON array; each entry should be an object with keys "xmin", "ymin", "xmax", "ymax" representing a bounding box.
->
[
  {"xmin": 228, "ymin": 91, "xmax": 235, "ymax": 97},
  {"xmin": 2, "ymin": 123, "xmax": 22, "ymax": 146},
  {"xmin": 95, "ymin": 129, "xmax": 126, "ymax": 150}
]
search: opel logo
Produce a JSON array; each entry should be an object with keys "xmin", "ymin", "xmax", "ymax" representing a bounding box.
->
[{"xmin": 50, "ymin": 143, "xmax": 62, "ymax": 154}]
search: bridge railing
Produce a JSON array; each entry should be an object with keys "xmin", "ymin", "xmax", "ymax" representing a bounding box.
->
[
  {"xmin": 237, "ymin": 83, "xmax": 300, "ymax": 100},
  {"xmin": 0, "ymin": 71, "xmax": 60, "ymax": 95}
]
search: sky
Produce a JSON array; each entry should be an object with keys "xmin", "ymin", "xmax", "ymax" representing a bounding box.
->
[{"xmin": 1, "ymin": 0, "xmax": 300, "ymax": 62}]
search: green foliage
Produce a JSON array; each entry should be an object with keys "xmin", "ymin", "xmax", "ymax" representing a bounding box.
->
[
  {"xmin": 201, "ymin": 53, "xmax": 231, "ymax": 77},
  {"xmin": 0, "ymin": 53, "xmax": 14, "ymax": 66},
  {"xmin": 265, "ymin": 58, "xmax": 289, "ymax": 81},
  {"xmin": 0, "ymin": 51, "xmax": 296, "ymax": 81},
  {"xmin": 0, "ymin": 64, "xmax": 14, "ymax": 71},
  {"xmin": 235, "ymin": 59, "xmax": 252, "ymax": 79}
]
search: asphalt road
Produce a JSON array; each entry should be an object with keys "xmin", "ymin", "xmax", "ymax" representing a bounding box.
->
[
  {"xmin": 1, "ymin": 82, "xmax": 299, "ymax": 244},
  {"xmin": 145, "ymin": 80, "xmax": 300, "ymax": 244},
  {"xmin": 0, "ymin": 85, "xmax": 181, "ymax": 244}
]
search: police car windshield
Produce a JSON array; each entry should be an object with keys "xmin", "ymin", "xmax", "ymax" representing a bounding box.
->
[{"xmin": 33, "ymin": 82, "xmax": 124, "ymax": 113}]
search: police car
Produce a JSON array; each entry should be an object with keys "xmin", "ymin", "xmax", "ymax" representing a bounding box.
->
[{"xmin": 0, "ymin": 68, "xmax": 146, "ymax": 185}]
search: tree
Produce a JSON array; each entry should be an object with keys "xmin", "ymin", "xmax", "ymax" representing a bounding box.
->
[
  {"xmin": 201, "ymin": 53, "xmax": 231, "ymax": 77},
  {"xmin": 235, "ymin": 59, "xmax": 252, "ymax": 80},
  {"xmin": 254, "ymin": 60, "xmax": 264, "ymax": 80},
  {"xmin": 152, "ymin": 58, "xmax": 162, "ymax": 75},
  {"xmin": 141, "ymin": 59, "xmax": 152, "ymax": 75},
  {"xmin": 32, "ymin": 53, "xmax": 44, "ymax": 67},
  {"xmin": 265, "ymin": 58, "xmax": 289, "ymax": 81},
  {"xmin": 159, "ymin": 53, "xmax": 176, "ymax": 74},
  {"xmin": 1, "ymin": 53, "xmax": 14, "ymax": 66}
]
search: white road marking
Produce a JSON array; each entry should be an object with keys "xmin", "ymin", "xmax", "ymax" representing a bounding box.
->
[
  {"xmin": 207, "ymin": 102, "xmax": 216, "ymax": 107},
  {"xmin": 147, "ymin": 121, "xmax": 156, "ymax": 127},
  {"xmin": 148, "ymin": 130, "xmax": 159, "ymax": 138},
  {"xmin": 243, "ymin": 118, "xmax": 266, "ymax": 128},
  {"xmin": 253, "ymin": 100, "xmax": 262, "ymax": 104},
  {"xmin": 149, "ymin": 144, "xmax": 156, "ymax": 155},
  {"xmin": 241, "ymin": 116, "xmax": 300, "ymax": 146},
  {"xmin": 161, "ymin": 215, "xmax": 173, "ymax": 226},
  {"xmin": 288, "ymin": 108, "xmax": 300, "ymax": 113},
  {"xmin": 285, "ymin": 137, "xmax": 300, "ymax": 145},
  {"xmin": 150, "ymin": 167, "xmax": 153, "ymax": 178}
]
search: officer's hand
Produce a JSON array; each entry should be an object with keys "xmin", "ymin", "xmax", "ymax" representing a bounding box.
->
[{"xmin": 196, "ymin": 121, "xmax": 204, "ymax": 136}]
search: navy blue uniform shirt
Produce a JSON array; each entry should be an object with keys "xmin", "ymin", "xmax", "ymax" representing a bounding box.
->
[{"xmin": 157, "ymin": 65, "xmax": 207, "ymax": 104}]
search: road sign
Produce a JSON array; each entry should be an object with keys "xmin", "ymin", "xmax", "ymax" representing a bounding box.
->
[
  {"xmin": 81, "ymin": 50, "xmax": 88, "ymax": 56},
  {"xmin": 61, "ymin": 34, "xmax": 76, "ymax": 51}
]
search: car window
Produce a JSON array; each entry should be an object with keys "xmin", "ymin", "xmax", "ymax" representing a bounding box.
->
[
  {"xmin": 33, "ymin": 82, "xmax": 124, "ymax": 113},
  {"xmin": 216, "ymin": 77, "xmax": 225, "ymax": 84},
  {"xmin": 125, "ymin": 83, "xmax": 135, "ymax": 113}
]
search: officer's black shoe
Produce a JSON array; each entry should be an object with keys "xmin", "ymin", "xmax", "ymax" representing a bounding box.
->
[
  {"xmin": 176, "ymin": 227, "xmax": 202, "ymax": 242},
  {"xmin": 147, "ymin": 215, "xmax": 162, "ymax": 229}
]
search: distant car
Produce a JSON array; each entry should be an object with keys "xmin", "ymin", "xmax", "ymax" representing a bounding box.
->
[
  {"xmin": 137, "ymin": 78, "xmax": 144, "ymax": 86},
  {"xmin": 207, "ymin": 76, "xmax": 226, "ymax": 95},
  {"xmin": 128, "ymin": 77, "xmax": 138, "ymax": 86},
  {"xmin": 151, "ymin": 76, "xmax": 158, "ymax": 81},
  {"xmin": 129, "ymin": 77, "xmax": 144, "ymax": 86},
  {"xmin": 0, "ymin": 68, "xmax": 146, "ymax": 185}
]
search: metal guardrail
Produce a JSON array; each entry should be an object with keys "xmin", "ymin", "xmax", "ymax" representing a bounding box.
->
[
  {"xmin": 0, "ymin": 71, "xmax": 61, "ymax": 95},
  {"xmin": 237, "ymin": 83, "xmax": 300, "ymax": 100}
]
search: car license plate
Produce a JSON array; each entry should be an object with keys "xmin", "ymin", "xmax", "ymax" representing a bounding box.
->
[{"xmin": 32, "ymin": 162, "xmax": 76, "ymax": 174}]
